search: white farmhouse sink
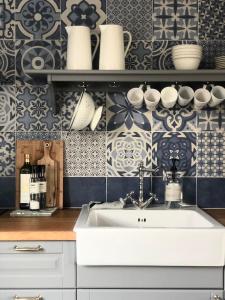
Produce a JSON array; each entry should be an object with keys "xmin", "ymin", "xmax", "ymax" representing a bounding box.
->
[{"xmin": 75, "ymin": 206, "xmax": 225, "ymax": 267}]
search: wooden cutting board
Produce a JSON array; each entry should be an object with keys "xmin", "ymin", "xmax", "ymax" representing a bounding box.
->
[{"xmin": 16, "ymin": 140, "xmax": 64, "ymax": 209}]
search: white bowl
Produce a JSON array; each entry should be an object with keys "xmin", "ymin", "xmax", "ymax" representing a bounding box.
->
[
  {"xmin": 172, "ymin": 50, "xmax": 202, "ymax": 55},
  {"xmin": 173, "ymin": 57, "xmax": 201, "ymax": 70},
  {"xmin": 173, "ymin": 54, "xmax": 202, "ymax": 59},
  {"xmin": 172, "ymin": 45, "xmax": 202, "ymax": 51},
  {"xmin": 70, "ymin": 91, "xmax": 95, "ymax": 130},
  {"xmin": 90, "ymin": 106, "xmax": 103, "ymax": 131}
]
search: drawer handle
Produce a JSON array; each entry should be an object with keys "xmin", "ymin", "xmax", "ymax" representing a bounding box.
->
[
  {"xmin": 213, "ymin": 296, "xmax": 222, "ymax": 300},
  {"xmin": 14, "ymin": 296, "xmax": 42, "ymax": 300},
  {"xmin": 14, "ymin": 245, "xmax": 44, "ymax": 252}
]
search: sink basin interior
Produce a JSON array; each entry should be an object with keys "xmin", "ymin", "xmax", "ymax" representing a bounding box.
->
[{"xmin": 86, "ymin": 208, "xmax": 216, "ymax": 228}]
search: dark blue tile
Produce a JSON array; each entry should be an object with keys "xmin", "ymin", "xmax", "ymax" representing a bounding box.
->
[
  {"xmin": 0, "ymin": 177, "xmax": 15, "ymax": 208},
  {"xmin": 152, "ymin": 177, "xmax": 196, "ymax": 205},
  {"xmin": 107, "ymin": 177, "xmax": 152, "ymax": 203},
  {"xmin": 63, "ymin": 177, "xmax": 106, "ymax": 207},
  {"xmin": 0, "ymin": 0, "xmax": 15, "ymax": 39},
  {"xmin": 197, "ymin": 178, "xmax": 225, "ymax": 208},
  {"xmin": 0, "ymin": 40, "xmax": 15, "ymax": 84}
]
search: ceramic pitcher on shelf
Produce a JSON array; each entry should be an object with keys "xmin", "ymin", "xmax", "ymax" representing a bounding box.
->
[
  {"xmin": 99, "ymin": 24, "xmax": 132, "ymax": 70},
  {"xmin": 66, "ymin": 26, "xmax": 100, "ymax": 70}
]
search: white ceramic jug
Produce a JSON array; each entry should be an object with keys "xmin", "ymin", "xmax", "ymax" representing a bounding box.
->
[
  {"xmin": 99, "ymin": 24, "xmax": 132, "ymax": 70},
  {"xmin": 66, "ymin": 26, "xmax": 99, "ymax": 70}
]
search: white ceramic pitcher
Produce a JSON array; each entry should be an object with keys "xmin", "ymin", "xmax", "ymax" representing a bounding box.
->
[
  {"xmin": 99, "ymin": 24, "xmax": 132, "ymax": 70},
  {"xmin": 66, "ymin": 26, "xmax": 99, "ymax": 70}
]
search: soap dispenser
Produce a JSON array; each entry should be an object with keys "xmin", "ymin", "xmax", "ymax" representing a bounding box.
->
[{"xmin": 163, "ymin": 159, "xmax": 183, "ymax": 209}]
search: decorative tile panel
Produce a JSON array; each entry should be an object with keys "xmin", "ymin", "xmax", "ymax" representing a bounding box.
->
[
  {"xmin": 153, "ymin": 0, "xmax": 198, "ymax": 40},
  {"xmin": 0, "ymin": 40, "xmax": 15, "ymax": 84},
  {"xmin": 16, "ymin": 131, "xmax": 61, "ymax": 140},
  {"xmin": 107, "ymin": 0, "xmax": 153, "ymax": 41},
  {"xmin": 60, "ymin": 89, "xmax": 106, "ymax": 131},
  {"xmin": 107, "ymin": 132, "xmax": 151, "ymax": 177},
  {"xmin": 0, "ymin": 132, "xmax": 15, "ymax": 176},
  {"xmin": 197, "ymin": 132, "xmax": 225, "ymax": 177},
  {"xmin": 199, "ymin": 40, "xmax": 225, "ymax": 69},
  {"xmin": 197, "ymin": 106, "xmax": 225, "ymax": 132},
  {"xmin": 152, "ymin": 132, "xmax": 197, "ymax": 176},
  {"xmin": 61, "ymin": 0, "xmax": 106, "ymax": 39},
  {"xmin": 199, "ymin": 0, "xmax": 224, "ymax": 40},
  {"xmin": 15, "ymin": 40, "xmax": 61, "ymax": 85},
  {"xmin": 62, "ymin": 131, "xmax": 106, "ymax": 176},
  {"xmin": 15, "ymin": 0, "xmax": 60, "ymax": 40},
  {"xmin": 126, "ymin": 41, "xmax": 152, "ymax": 70},
  {"xmin": 0, "ymin": 86, "xmax": 16, "ymax": 132},
  {"xmin": 152, "ymin": 103, "xmax": 197, "ymax": 131},
  {"xmin": 16, "ymin": 85, "xmax": 61, "ymax": 131},
  {"xmin": 107, "ymin": 92, "xmax": 152, "ymax": 131},
  {"xmin": 0, "ymin": 0, "xmax": 15, "ymax": 39}
]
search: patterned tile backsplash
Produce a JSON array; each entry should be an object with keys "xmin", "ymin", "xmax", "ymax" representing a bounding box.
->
[{"xmin": 0, "ymin": 0, "xmax": 224, "ymax": 209}]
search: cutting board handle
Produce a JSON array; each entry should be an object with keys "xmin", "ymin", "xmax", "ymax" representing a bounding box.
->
[{"xmin": 43, "ymin": 142, "xmax": 52, "ymax": 159}]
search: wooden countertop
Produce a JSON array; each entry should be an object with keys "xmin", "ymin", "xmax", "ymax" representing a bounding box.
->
[
  {"xmin": 205, "ymin": 209, "xmax": 225, "ymax": 226},
  {"xmin": 0, "ymin": 208, "xmax": 224, "ymax": 241},
  {"xmin": 0, "ymin": 209, "xmax": 80, "ymax": 241}
]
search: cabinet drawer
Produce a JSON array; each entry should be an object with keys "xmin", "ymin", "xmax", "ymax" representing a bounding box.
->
[
  {"xmin": 0, "ymin": 289, "xmax": 76, "ymax": 300},
  {"xmin": 0, "ymin": 241, "xmax": 76, "ymax": 289},
  {"xmin": 77, "ymin": 289, "xmax": 223, "ymax": 300}
]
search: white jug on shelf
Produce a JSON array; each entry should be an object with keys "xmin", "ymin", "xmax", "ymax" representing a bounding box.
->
[
  {"xmin": 66, "ymin": 26, "xmax": 99, "ymax": 70},
  {"xmin": 99, "ymin": 24, "xmax": 132, "ymax": 70}
]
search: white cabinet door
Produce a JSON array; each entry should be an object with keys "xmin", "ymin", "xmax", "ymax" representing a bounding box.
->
[
  {"xmin": 77, "ymin": 289, "xmax": 223, "ymax": 300},
  {"xmin": 0, "ymin": 289, "xmax": 76, "ymax": 300},
  {"xmin": 0, "ymin": 241, "xmax": 76, "ymax": 288}
]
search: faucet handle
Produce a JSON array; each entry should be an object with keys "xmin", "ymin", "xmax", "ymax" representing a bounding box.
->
[{"xmin": 150, "ymin": 193, "xmax": 159, "ymax": 203}]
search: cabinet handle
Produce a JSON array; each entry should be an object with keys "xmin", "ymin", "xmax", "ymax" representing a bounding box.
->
[
  {"xmin": 13, "ymin": 245, "xmax": 44, "ymax": 252},
  {"xmin": 14, "ymin": 296, "xmax": 42, "ymax": 300}
]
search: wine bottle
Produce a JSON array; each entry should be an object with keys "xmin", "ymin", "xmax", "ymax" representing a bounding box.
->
[
  {"xmin": 30, "ymin": 166, "xmax": 40, "ymax": 211},
  {"xmin": 20, "ymin": 154, "xmax": 32, "ymax": 209},
  {"xmin": 39, "ymin": 165, "xmax": 47, "ymax": 210}
]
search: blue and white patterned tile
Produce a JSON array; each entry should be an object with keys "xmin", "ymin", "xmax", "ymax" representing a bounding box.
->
[
  {"xmin": 152, "ymin": 40, "xmax": 197, "ymax": 69},
  {"xmin": 61, "ymin": 0, "xmax": 106, "ymax": 39},
  {"xmin": 16, "ymin": 131, "xmax": 61, "ymax": 140},
  {"xmin": 107, "ymin": 92, "xmax": 152, "ymax": 132},
  {"xmin": 0, "ymin": 132, "xmax": 15, "ymax": 176},
  {"xmin": 152, "ymin": 103, "xmax": 197, "ymax": 132},
  {"xmin": 0, "ymin": 86, "xmax": 16, "ymax": 132},
  {"xmin": 152, "ymin": 132, "xmax": 197, "ymax": 176},
  {"xmin": 15, "ymin": 0, "xmax": 61, "ymax": 40},
  {"xmin": 199, "ymin": 0, "xmax": 224, "ymax": 40},
  {"xmin": 197, "ymin": 132, "xmax": 225, "ymax": 177},
  {"xmin": 125, "ymin": 41, "xmax": 152, "ymax": 70},
  {"xmin": 0, "ymin": 40, "xmax": 15, "ymax": 85},
  {"xmin": 0, "ymin": 0, "xmax": 15, "ymax": 39},
  {"xmin": 62, "ymin": 131, "xmax": 106, "ymax": 177},
  {"xmin": 107, "ymin": 131, "xmax": 151, "ymax": 177},
  {"xmin": 15, "ymin": 40, "xmax": 61, "ymax": 85},
  {"xmin": 107, "ymin": 0, "xmax": 153, "ymax": 41},
  {"xmin": 153, "ymin": 0, "xmax": 198, "ymax": 40},
  {"xmin": 60, "ymin": 89, "xmax": 106, "ymax": 131},
  {"xmin": 199, "ymin": 40, "xmax": 225, "ymax": 69},
  {"xmin": 16, "ymin": 85, "xmax": 61, "ymax": 131},
  {"xmin": 197, "ymin": 105, "xmax": 225, "ymax": 132}
]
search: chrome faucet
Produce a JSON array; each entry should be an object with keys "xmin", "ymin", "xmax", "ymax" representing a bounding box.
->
[{"xmin": 120, "ymin": 162, "xmax": 159, "ymax": 209}]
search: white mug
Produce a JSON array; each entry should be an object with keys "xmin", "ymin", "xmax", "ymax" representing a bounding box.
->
[
  {"xmin": 194, "ymin": 85, "xmax": 211, "ymax": 110},
  {"xmin": 127, "ymin": 85, "xmax": 144, "ymax": 109},
  {"xmin": 161, "ymin": 85, "xmax": 178, "ymax": 109},
  {"xmin": 144, "ymin": 85, "xmax": 161, "ymax": 110},
  {"xmin": 208, "ymin": 85, "xmax": 225, "ymax": 107},
  {"xmin": 178, "ymin": 86, "xmax": 194, "ymax": 106}
]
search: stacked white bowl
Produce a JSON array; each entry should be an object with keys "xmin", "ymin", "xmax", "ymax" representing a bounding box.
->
[{"xmin": 172, "ymin": 44, "xmax": 203, "ymax": 70}]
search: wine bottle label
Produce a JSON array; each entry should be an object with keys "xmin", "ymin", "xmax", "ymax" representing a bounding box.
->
[
  {"xmin": 20, "ymin": 174, "xmax": 30, "ymax": 204},
  {"xmin": 30, "ymin": 182, "xmax": 39, "ymax": 194},
  {"xmin": 39, "ymin": 181, "xmax": 47, "ymax": 193},
  {"xmin": 30, "ymin": 200, "xmax": 40, "ymax": 210}
]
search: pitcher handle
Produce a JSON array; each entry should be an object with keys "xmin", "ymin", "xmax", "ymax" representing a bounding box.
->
[
  {"xmin": 91, "ymin": 32, "xmax": 100, "ymax": 60},
  {"xmin": 123, "ymin": 31, "xmax": 132, "ymax": 57}
]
